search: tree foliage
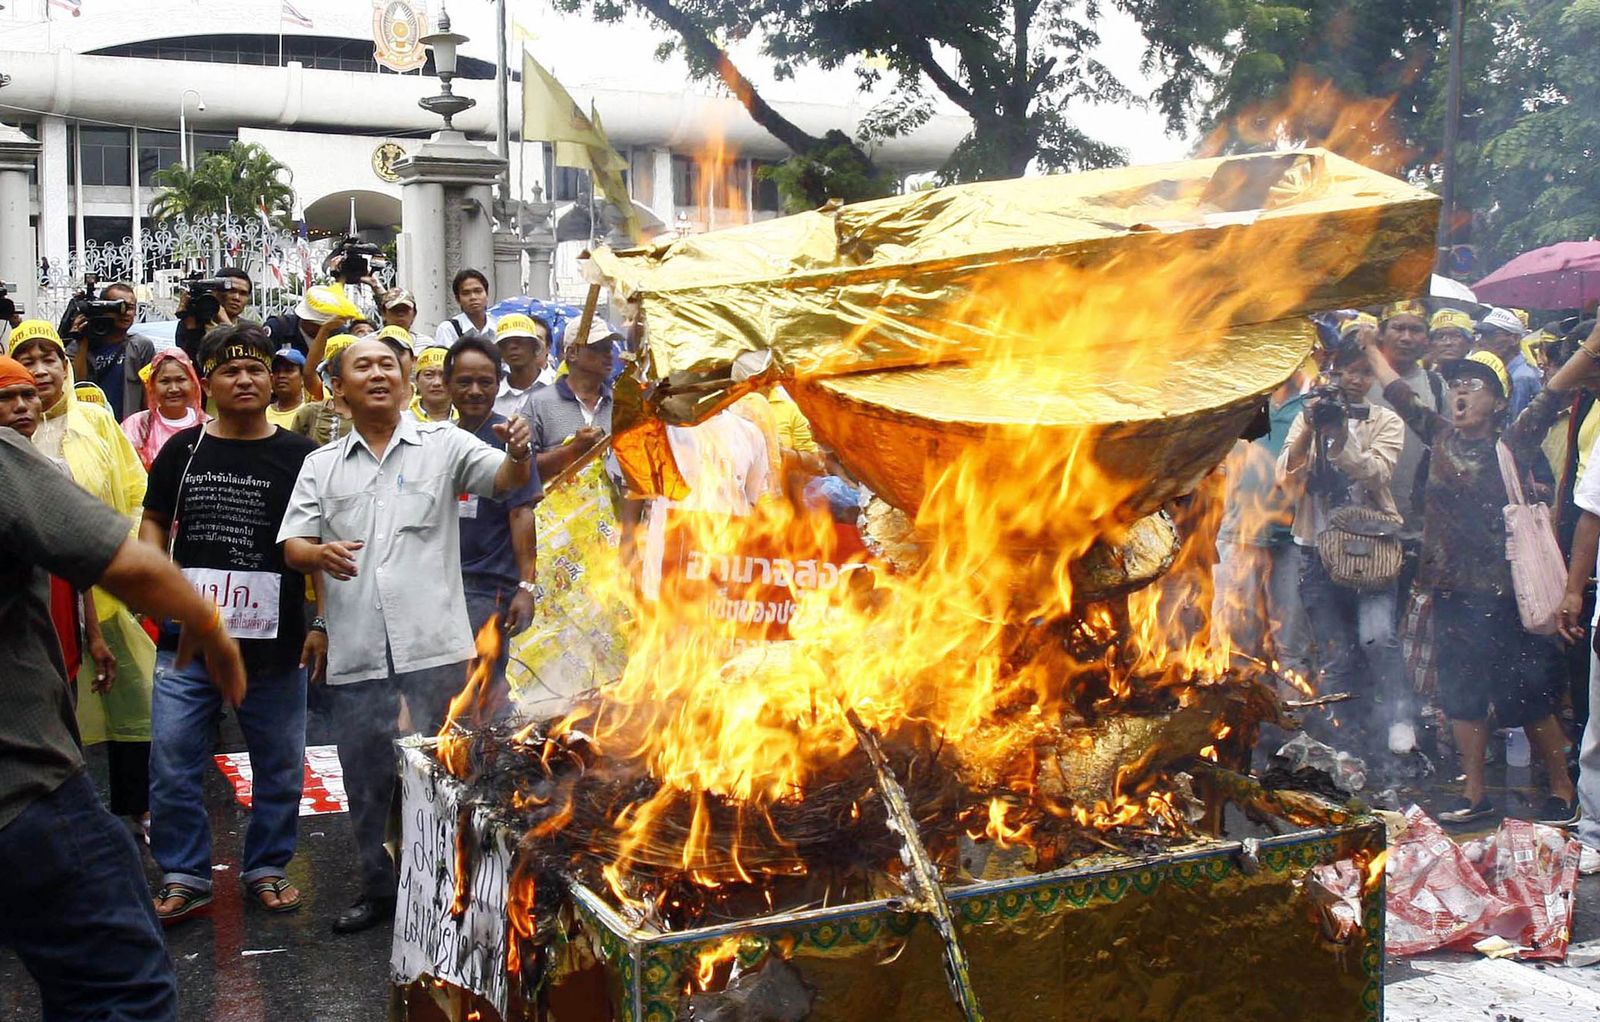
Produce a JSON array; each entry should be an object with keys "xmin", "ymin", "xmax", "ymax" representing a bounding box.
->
[
  {"xmin": 148, "ymin": 142, "xmax": 297, "ymax": 228},
  {"xmin": 1190, "ymin": 0, "xmax": 1600, "ymax": 273}
]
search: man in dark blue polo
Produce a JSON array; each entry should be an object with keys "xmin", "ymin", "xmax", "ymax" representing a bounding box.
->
[
  {"xmin": 445, "ymin": 335, "xmax": 542, "ymax": 697},
  {"xmin": 523, "ymin": 318, "xmax": 616, "ymax": 480}
]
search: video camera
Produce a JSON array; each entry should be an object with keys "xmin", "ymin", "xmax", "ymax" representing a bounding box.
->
[
  {"xmin": 1307, "ymin": 382, "xmax": 1371, "ymax": 429},
  {"xmin": 0, "ymin": 281, "xmax": 19, "ymax": 322},
  {"xmin": 329, "ymin": 238, "xmax": 386, "ymax": 285},
  {"xmin": 181, "ymin": 275, "xmax": 231, "ymax": 326},
  {"xmin": 60, "ymin": 275, "xmax": 128, "ymax": 340}
]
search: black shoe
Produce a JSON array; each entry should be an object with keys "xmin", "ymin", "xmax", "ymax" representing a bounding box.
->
[
  {"xmin": 1437, "ymin": 797, "xmax": 1496, "ymax": 826},
  {"xmin": 1536, "ymin": 797, "xmax": 1580, "ymax": 828},
  {"xmin": 332, "ymin": 897, "xmax": 396, "ymax": 935}
]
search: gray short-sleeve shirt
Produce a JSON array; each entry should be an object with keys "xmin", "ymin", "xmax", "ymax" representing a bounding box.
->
[{"xmin": 277, "ymin": 415, "xmax": 506, "ymax": 685}]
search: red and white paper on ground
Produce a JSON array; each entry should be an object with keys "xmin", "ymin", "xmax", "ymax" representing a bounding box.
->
[
  {"xmin": 213, "ymin": 744, "xmax": 349, "ymax": 816},
  {"xmin": 1385, "ymin": 804, "xmax": 1579, "ymax": 960}
]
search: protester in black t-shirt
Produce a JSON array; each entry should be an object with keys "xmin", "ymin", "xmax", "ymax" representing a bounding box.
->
[{"xmin": 139, "ymin": 324, "xmax": 324, "ymax": 925}]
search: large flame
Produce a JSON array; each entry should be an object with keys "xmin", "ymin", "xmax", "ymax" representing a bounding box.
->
[{"xmin": 453, "ymin": 81, "xmax": 1408, "ymax": 904}]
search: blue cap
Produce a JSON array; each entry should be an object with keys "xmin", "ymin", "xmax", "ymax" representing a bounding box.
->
[{"xmin": 271, "ymin": 346, "xmax": 307, "ymax": 367}]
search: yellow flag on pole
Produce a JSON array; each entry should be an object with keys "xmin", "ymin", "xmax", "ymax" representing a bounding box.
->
[{"xmin": 521, "ymin": 50, "xmax": 607, "ymax": 149}]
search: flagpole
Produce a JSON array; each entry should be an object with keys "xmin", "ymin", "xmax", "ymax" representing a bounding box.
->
[{"xmin": 495, "ymin": 0, "xmax": 511, "ymax": 207}]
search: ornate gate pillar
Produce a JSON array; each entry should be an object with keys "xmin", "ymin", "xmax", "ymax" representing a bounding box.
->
[{"xmin": 394, "ymin": 131, "xmax": 506, "ymax": 334}]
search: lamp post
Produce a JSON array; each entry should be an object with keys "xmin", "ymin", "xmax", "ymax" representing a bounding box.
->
[
  {"xmin": 178, "ymin": 89, "xmax": 205, "ymax": 170},
  {"xmin": 418, "ymin": 6, "xmax": 474, "ymax": 132}
]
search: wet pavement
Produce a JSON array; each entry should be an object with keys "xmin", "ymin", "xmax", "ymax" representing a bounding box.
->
[{"xmin": 3, "ymin": 715, "xmax": 1600, "ymax": 1020}]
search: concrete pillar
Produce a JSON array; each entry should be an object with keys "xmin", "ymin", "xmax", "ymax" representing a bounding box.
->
[
  {"xmin": 39, "ymin": 117, "xmax": 69, "ymax": 275},
  {"xmin": 652, "ymin": 147, "xmax": 673, "ymax": 224},
  {"xmin": 130, "ymin": 126, "xmax": 143, "ymax": 281},
  {"xmin": 523, "ymin": 191, "xmax": 555, "ymax": 301},
  {"xmin": 393, "ymin": 129, "xmax": 506, "ymax": 332},
  {"xmin": 492, "ymin": 225, "xmax": 524, "ymax": 300},
  {"xmin": 0, "ymin": 124, "xmax": 43, "ymax": 318}
]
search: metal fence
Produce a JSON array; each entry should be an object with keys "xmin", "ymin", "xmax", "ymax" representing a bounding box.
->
[{"xmin": 37, "ymin": 214, "xmax": 392, "ymax": 326}]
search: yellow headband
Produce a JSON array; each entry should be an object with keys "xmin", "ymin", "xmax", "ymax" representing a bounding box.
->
[
  {"xmin": 1429, "ymin": 309, "xmax": 1474, "ymax": 335},
  {"xmin": 415, "ymin": 346, "xmax": 447, "ymax": 373},
  {"xmin": 1382, "ymin": 300, "xmax": 1426, "ymax": 322}
]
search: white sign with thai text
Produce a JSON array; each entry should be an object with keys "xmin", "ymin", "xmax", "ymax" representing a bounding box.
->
[{"xmin": 390, "ymin": 741, "xmax": 513, "ymax": 1014}]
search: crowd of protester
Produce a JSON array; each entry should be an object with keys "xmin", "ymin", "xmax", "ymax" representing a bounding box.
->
[
  {"xmin": 1216, "ymin": 299, "xmax": 1600, "ymax": 846},
  {"xmin": 8, "ymin": 257, "xmax": 1600, "ymax": 1018}
]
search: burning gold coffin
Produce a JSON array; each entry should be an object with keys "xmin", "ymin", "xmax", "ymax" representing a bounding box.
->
[
  {"xmin": 593, "ymin": 148, "xmax": 1435, "ymax": 382},
  {"xmin": 595, "ymin": 149, "xmax": 1436, "ymax": 512}
]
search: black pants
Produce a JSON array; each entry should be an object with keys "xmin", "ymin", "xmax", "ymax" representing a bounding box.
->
[
  {"xmin": 0, "ymin": 772, "xmax": 177, "ymax": 1020},
  {"xmin": 106, "ymin": 740, "xmax": 150, "ymax": 817},
  {"xmin": 325, "ymin": 661, "xmax": 466, "ymax": 900}
]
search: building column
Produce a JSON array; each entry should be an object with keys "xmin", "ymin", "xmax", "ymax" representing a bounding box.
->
[
  {"xmin": 0, "ymin": 124, "xmax": 44, "ymax": 318},
  {"xmin": 652, "ymin": 147, "xmax": 673, "ymax": 226},
  {"xmin": 130, "ymin": 126, "xmax": 143, "ymax": 282},
  {"xmin": 394, "ymin": 129, "xmax": 506, "ymax": 333},
  {"xmin": 38, "ymin": 116, "xmax": 69, "ymax": 276},
  {"xmin": 71, "ymin": 122, "xmax": 85, "ymax": 260}
]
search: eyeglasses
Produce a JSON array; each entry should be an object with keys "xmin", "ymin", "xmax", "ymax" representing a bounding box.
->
[{"xmin": 1449, "ymin": 378, "xmax": 1489, "ymax": 393}]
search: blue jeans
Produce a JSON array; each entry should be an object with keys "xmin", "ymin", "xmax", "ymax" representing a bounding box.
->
[
  {"xmin": 1298, "ymin": 545, "xmax": 1410, "ymax": 738},
  {"xmin": 325, "ymin": 660, "xmax": 466, "ymax": 899},
  {"xmin": 149, "ymin": 651, "xmax": 307, "ymax": 893},
  {"xmin": 0, "ymin": 772, "xmax": 177, "ymax": 1020}
]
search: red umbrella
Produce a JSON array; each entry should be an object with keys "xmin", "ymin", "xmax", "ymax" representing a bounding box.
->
[{"xmin": 1473, "ymin": 241, "xmax": 1600, "ymax": 309}]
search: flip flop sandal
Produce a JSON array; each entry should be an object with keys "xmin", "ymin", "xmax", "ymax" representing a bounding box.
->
[
  {"xmin": 154, "ymin": 883, "xmax": 212, "ymax": 926},
  {"xmin": 248, "ymin": 875, "xmax": 302, "ymax": 914}
]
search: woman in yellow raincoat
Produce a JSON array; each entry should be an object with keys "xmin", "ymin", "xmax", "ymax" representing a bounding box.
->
[{"xmin": 8, "ymin": 319, "xmax": 156, "ymax": 830}]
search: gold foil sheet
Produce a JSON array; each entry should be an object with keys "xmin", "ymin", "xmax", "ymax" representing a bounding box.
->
[
  {"xmin": 592, "ymin": 149, "xmax": 1437, "ymax": 381},
  {"xmin": 790, "ymin": 320, "xmax": 1314, "ymax": 517}
]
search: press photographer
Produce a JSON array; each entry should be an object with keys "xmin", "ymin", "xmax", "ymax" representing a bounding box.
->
[
  {"xmin": 1277, "ymin": 333, "xmax": 1414, "ymax": 756},
  {"xmin": 174, "ymin": 274, "xmax": 233, "ymax": 362},
  {"xmin": 0, "ymin": 280, "xmax": 22, "ymax": 353},
  {"xmin": 63, "ymin": 281, "xmax": 153, "ymax": 419}
]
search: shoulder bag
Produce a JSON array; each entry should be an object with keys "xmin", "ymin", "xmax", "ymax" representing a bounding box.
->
[
  {"xmin": 1496, "ymin": 441, "xmax": 1566, "ymax": 635},
  {"xmin": 1316, "ymin": 504, "xmax": 1404, "ymax": 590}
]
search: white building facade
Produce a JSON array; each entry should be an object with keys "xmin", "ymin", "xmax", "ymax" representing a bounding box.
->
[{"xmin": 0, "ymin": 0, "xmax": 968, "ymax": 307}]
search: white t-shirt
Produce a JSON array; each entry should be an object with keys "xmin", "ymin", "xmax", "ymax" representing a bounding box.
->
[{"xmin": 433, "ymin": 311, "xmax": 498, "ymax": 347}]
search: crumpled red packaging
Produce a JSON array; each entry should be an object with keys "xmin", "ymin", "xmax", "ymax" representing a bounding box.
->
[
  {"xmin": 1385, "ymin": 805, "xmax": 1579, "ymax": 960},
  {"xmin": 1467, "ymin": 818, "xmax": 1580, "ymax": 960}
]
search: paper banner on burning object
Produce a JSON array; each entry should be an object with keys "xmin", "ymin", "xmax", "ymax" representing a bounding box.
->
[
  {"xmin": 507, "ymin": 455, "xmax": 628, "ymax": 717},
  {"xmin": 391, "ymin": 740, "xmax": 514, "ymax": 1015}
]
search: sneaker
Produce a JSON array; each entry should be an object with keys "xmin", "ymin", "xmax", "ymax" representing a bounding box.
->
[
  {"xmin": 1388, "ymin": 722, "xmax": 1417, "ymax": 755},
  {"xmin": 1437, "ymin": 797, "xmax": 1496, "ymax": 826},
  {"xmin": 1535, "ymin": 797, "xmax": 1580, "ymax": 828},
  {"xmin": 1581, "ymin": 845, "xmax": 1600, "ymax": 876}
]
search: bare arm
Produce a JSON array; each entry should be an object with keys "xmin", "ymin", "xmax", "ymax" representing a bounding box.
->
[
  {"xmin": 284, "ymin": 536, "xmax": 363, "ymax": 581},
  {"xmin": 1560, "ymin": 511, "xmax": 1600, "ymax": 643},
  {"xmin": 504, "ymin": 505, "xmax": 538, "ymax": 634},
  {"xmin": 1548, "ymin": 321, "xmax": 1600, "ymax": 394},
  {"xmin": 97, "ymin": 534, "xmax": 245, "ymax": 705}
]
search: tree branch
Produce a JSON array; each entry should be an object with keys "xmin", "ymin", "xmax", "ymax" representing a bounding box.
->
[{"xmin": 633, "ymin": 0, "xmax": 824, "ymax": 155}]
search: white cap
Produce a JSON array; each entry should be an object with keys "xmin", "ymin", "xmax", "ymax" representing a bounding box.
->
[{"xmin": 1478, "ymin": 307, "xmax": 1526, "ymax": 338}]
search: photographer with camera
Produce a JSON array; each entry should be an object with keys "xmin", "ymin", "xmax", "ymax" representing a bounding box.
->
[
  {"xmin": 0, "ymin": 281, "xmax": 24, "ymax": 352},
  {"xmin": 64, "ymin": 282, "xmax": 153, "ymax": 421},
  {"xmin": 216, "ymin": 267, "xmax": 255, "ymax": 323},
  {"xmin": 174, "ymin": 274, "xmax": 238, "ymax": 363},
  {"xmin": 1279, "ymin": 338, "xmax": 1410, "ymax": 756}
]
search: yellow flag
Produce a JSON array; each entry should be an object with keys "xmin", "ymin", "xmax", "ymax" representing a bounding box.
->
[
  {"xmin": 521, "ymin": 50, "xmax": 607, "ymax": 149},
  {"xmin": 583, "ymin": 103, "xmax": 638, "ymax": 242}
]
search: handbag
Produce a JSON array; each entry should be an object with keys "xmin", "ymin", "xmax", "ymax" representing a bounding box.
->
[
  {"xmin": 1496, "ymin": 442, "xmax": 1566, "ymax": 635},
  {"xmin": 1316, "ymin": 504, "xmax": 1404, "ymax": 590}
]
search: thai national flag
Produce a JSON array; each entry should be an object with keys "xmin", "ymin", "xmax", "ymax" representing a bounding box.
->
[{"xmin": 281, "ymin": 1, "xmax": 313, "ymax": 29}]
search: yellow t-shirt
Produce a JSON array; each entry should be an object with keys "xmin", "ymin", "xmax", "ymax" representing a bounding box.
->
[
  {"xmin": 768, "ymin": 387, "xmax": 819, "ymax": 454},
  {"xmin": 266, "ymin": 403, "xmax": 303, "ymax": 431}
]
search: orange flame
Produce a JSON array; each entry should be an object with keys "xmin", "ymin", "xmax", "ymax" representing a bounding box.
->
[
  {"xmin": 693, "ymin": 936, "xmax": 743, "ymax": 990},
  {"xmin": 435, "ymin": 616, "xmax": 502, "ymax": 778},
  {"xmin": 440, "ymin": 80, "xmax": 1414, "ymax": 891}
]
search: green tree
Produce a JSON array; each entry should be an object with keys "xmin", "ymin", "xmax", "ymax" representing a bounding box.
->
[
  {"xmin": 148, "ymin": 142, "xmax": 297, "ymax": 228},
  {"xmin": 556, "ymin": 0, "xmax": 1236, "ymax": 195},
  {"xmin": 1188, "ymin": 0, "xmax": 1600, "ymax": 273}
]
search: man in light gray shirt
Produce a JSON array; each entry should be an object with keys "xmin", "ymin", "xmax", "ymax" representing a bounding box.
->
[
  {"xmin": 1363, "ymin": 301, "xmax": 1441, "ymax": 606},
  {"xmin": 277, "ymin": 336, "xmax": 532, "ymax": 935}
]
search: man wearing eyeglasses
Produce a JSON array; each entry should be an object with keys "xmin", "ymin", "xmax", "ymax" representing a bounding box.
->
[{"xmin": 215, "ymin": 267, "xmax": 256, "ymax": 324}]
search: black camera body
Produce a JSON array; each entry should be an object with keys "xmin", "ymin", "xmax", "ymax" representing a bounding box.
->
[
  {"xmin": 1308, "ymin": 383, "xmax": 1371, "ymax": 430},
  {"xmin": 61, "ymin": 293, "xmax": 128, "ymax": 340},
  {"xmin": 333, "ymin": 239, "xmax": 385, "ymax": 284},
  {"xmin": 0, "ymin": 280, "xmax": 18, "ymax": 322},
  {"xmin": 182, "ymin": 276, "xmax": 230, "ymax": 326}
]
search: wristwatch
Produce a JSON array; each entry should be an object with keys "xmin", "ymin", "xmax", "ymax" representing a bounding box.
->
[
  {"xmin": 308, "ymin": 616, "xmax": 327, "ymax": 633},
  {"xmin": 517, "ymin": 580, "xmax": 538, "ymax": 595}
]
